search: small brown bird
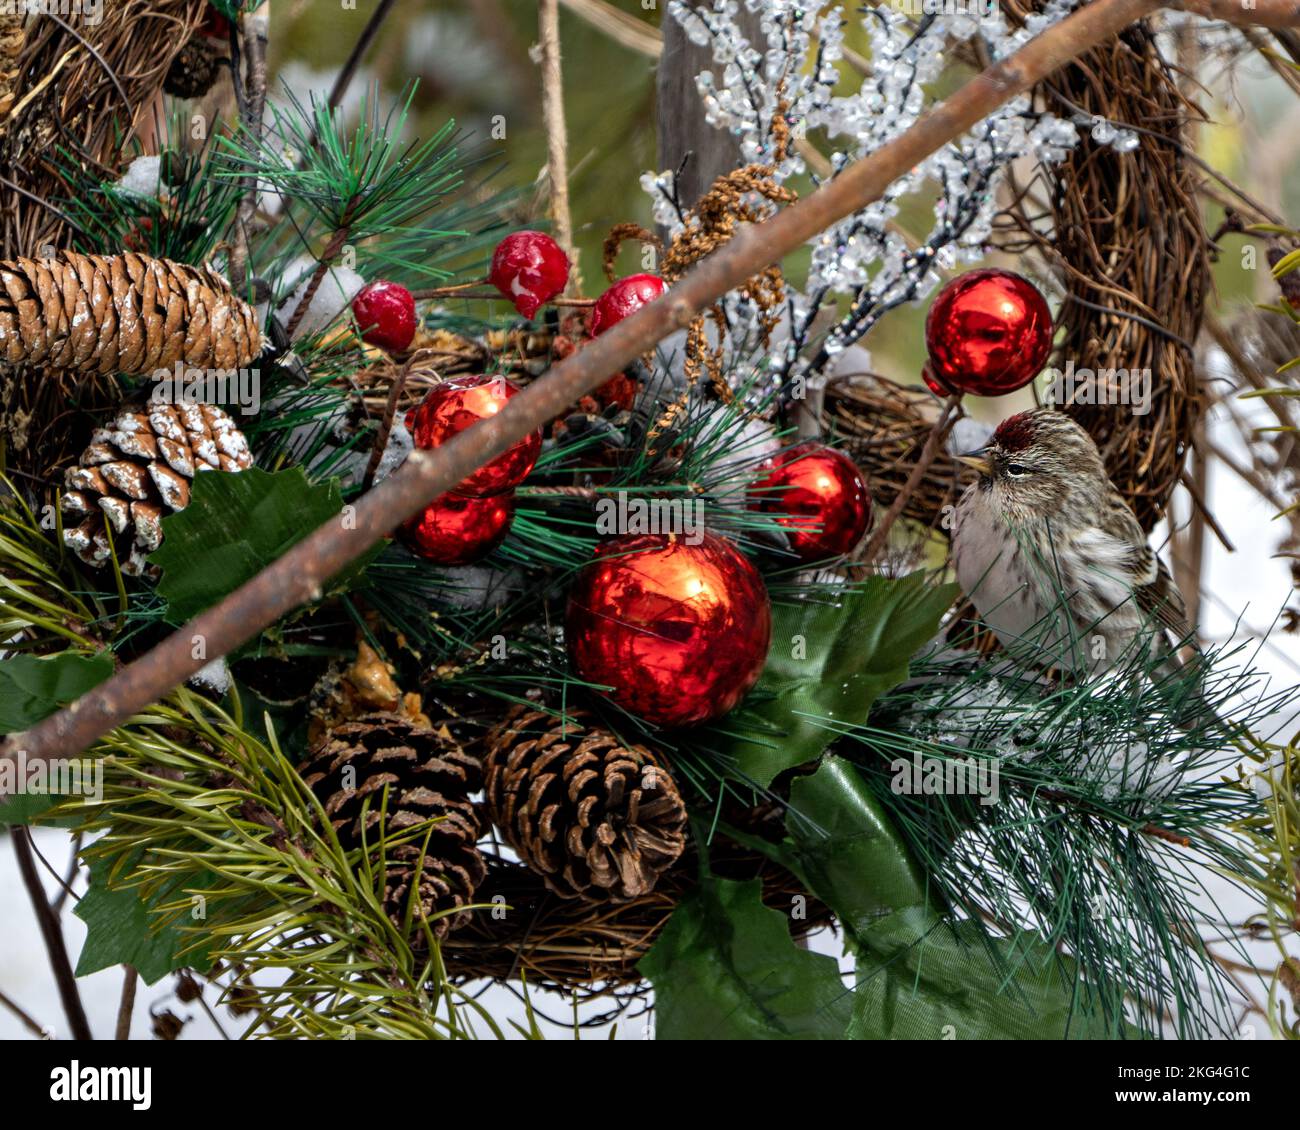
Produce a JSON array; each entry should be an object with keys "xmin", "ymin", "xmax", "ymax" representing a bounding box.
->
[{"xmin": 952, "ymin": 408, "xmax": 1193, "ymax": 685}]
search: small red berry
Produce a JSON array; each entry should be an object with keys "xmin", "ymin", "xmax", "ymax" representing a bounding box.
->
[
  {"xmin": 352, "ymin": 280, "xmax": 417, "ymax": 352},
  {"xmin": 410, "ymin": 374, "xmax": 541, "ymax": 497},
  {"xmin": 588, "ymin": 274, "xmax": 667, "ymax": 336},
  {"xmin": 489, "ymin": 231, "xmax": 570, "ymax": 319}
]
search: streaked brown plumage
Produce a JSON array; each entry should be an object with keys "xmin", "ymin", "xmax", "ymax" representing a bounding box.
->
[{"xmin": 952, "ymin": 408, "xmax": 1192, "ymax": 680}]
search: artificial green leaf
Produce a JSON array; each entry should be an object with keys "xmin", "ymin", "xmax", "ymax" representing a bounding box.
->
[
  {"xmin": 0, "ymin": 651, "xmax": 113, "ymax": 824},
  {"xmin": 771, "ymin": 763, "xmax": 1116, "ymax": 1039},
  {"xmin": 781, "ymin": 756, "xmax": 932, "ymax": 935},
  {"xmin": 151, "ymin": 467, "xmax": 377, "ymax": 625},
  {"xmin": 639, "ymin": 875, "xmax": 852, "ymax": 1040},
  {"xmin": 0, "ymin": 651, "xmax": 114, "ymax": 734},
  {"xmin": 706, "ymin": 574, "xmax": 959, "ymax": 786},
  {"xmin": 74, "ymin": 855, "xmax": 212, "ymax": 985},
  {"xmin": 847, "ymin": 908, "xmax": 1120, "ymax": 1040}
]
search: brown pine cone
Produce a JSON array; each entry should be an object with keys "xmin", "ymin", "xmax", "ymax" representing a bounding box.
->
[
  {"xmin": 300, "ymin": 713, "xmax": 486, "ymax": 943},
  {"xmin": 484, "ymin": 706, "xmax": 688, "ymax": 902},
  {"xmin": 61, "ymin": 401, "xmax": 252, "ymax": 576},
  {"xmin": 0, "ymin": 251, "xmax": 261, "ymax": 375},
  {"xmin": 163, "ymin": 38, "xmax": 223, "ymax": 100}
]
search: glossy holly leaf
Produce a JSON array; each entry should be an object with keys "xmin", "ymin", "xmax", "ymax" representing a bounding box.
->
[
  {"xmin": 848, "ymin": 908, "xmax": 1121, "ymax": 1040},
  {"xmin": 152, "ymin": 467, "xmax": 381, "ymax": 625},
  {"xmin": 74, "ymin": 855, "xmax": 213, "ymax": 985},
  {"xmin": 639, "ymin": 874, "xmax": 851, "ymax": 1040},
  {"xmin": 772, "ymin": 760, "xmax": 1118, "ymax": 1039},
  {"xmin": 0, "ymin": 651, "xmax": 113, "ymax": 824},
  {"xmin": 706, "ymin": 573, "xmax": 960, "ymax": 786}
]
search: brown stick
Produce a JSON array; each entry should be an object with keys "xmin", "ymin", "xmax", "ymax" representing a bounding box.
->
[
  {"xmin": 539, "ymin": 0, "xmax": 581, "ymax": 292},
  {"xmin": 1, "ymin": 0, "xmax": 1165, "ymax": 773},
  {"xmin": 115, "ymin": 966, "xmax": 138, "ymax": 1040},
  {"xmin": 860, "ymin": 393, "xmax": 963, "ymax": 564},
  {"xmin": 228, "ymin": 2, "xmax": 270, "ymax": 296},
  {"xmin": 1171, "ymin": 0, "xmax": 1300, "ymax": 26},
  {"xmin": 0, "ymin": 988, "xmax": 48, "ymax": 1039},
  {"xmin": 361, "ymin": 349, "xmax": 429, "ymax": 492},
  {"xmin": 12, "ymin": 827, "xmax": 91, "ymax": 1040}
]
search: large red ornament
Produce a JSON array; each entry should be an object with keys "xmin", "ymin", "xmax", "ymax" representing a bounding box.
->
[
  {"xmin": 402, "ymin": 490, "xmax": 514, "ymax": 565},
  {"xmin": 489, "ymin": 231, "xmax": 570, "ymax": 319},
  {"xmin": 748, "ymin": 444, "xmax": 872, "ymax": 562},
  {"xmin": 566, "ymin": 533, "xmax": 771, "ymax": 728},
  {"xmin": 924, "ymin": 269, "xmax": 1053, "ymax": 397},
  {"xmin": 410, "ymin": 375, "xmax": 541, "ymax": 497},
  {"xmin": 352, "ymin": 280, "xmax": 417, "ymax": 352},
  {"xmin": 588, "ymin": 274, "xmax": 667, "ymax": 336}
]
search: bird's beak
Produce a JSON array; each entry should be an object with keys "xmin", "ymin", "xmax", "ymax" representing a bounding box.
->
[{"xmin": 957, "ymin": 451, "xmax": 992, "ymax": 477}]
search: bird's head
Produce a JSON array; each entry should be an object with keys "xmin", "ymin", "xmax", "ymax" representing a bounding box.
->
[{"xmin": 959, "ymin": 408, "xmax": 1107, "ymax": 519}]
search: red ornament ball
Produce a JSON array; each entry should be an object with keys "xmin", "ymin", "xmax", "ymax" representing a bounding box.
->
[
  {"xmin": 410, "ymin": 375, "xmax": 541, "ymax": 497},
  {"xmin": 402, "ymin": 491, "xmax": 514, "ymax": 565},
  {"xmin": 352, "ymin": 280, "xmax": 416, "ymax": 352},
  {"xmin": 588, "ymin": 274, "xmax": 667, "ymax": 336},
  {"xmin": 923, "ymin": 269, "xmax": 1053, "ymax": 397},
  {"xmin": 748, "ymin": 444, "xmax": 872, "ymax": 562},
  {"xmin": 489, "ymin": 230, "xmax": 570, "ymax": 319},
  {"xmin": 566, "ymin": 533, "xmax": 771, "ymax": 728}
]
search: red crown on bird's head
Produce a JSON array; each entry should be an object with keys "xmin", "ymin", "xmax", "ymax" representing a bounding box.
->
[{"xmin": 990, "ymin": 411, "xmax": 1038, "ymax": 453}]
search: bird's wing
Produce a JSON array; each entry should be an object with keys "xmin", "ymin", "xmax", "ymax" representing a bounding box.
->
[{"xmin": 1101, "ymin": 492, "xmax": 1192, "ymax": 643}]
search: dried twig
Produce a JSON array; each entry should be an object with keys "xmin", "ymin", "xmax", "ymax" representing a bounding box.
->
[
  {"xmin": 0, "ymin": 988, "xmax": 47, "ymax": 1039},
  {"xmin": 229, "ymin": 2, "xmax": 269, "ymax": 295},
  {"xmin": 11, "ymin": 828, "xmax": 91, "ymax": 1040},
  {"xmin": 2, "ymin": 0, "xmax": 1199, "ymax": 772},
  {"xmin": 539, "ymin": 0, "xmax": 580, "ymax": 291},
  {"xmin": 115, "ymin": 966, "xmax": 138, "ymax": 1040},
  {"xmin": 859, "ymin": 393, "xmax": 962, "ymax": 564}
]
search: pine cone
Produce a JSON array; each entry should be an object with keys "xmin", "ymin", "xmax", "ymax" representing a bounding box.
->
[
  {"xmin": 61, "ymin": 401, "xmax": 252, "ymax": 576},
  {"xmin": 0, "ymin": 251, "xmax": 261, "ymax": 375},
  {"xmin": 300, "ymin": 713, "xmax": 486, "ymax": 943},
  {"xmin": 163, "ymin": 38, "xmax": 223, "ymax": 100},
  {"xmin": 484, "ymin": 707, "xmax": 688, "ymax": 902}
]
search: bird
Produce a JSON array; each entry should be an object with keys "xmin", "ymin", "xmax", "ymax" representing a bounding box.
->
[{"xmin": 951, "ymin": 407, "xmax": 1196, "ymax": 692}]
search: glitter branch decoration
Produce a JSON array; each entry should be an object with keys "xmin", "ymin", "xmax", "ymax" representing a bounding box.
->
[{"xmin": 650, "ymin": 0, "xmax": 1145, "ymax": 389}]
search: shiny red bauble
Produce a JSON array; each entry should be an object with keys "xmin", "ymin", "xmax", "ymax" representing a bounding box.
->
[
  {"xmin": 409, "ymin": 375, "xmax": 541, "ymax": 497},
  {"xmin": 748, "ymin": 444, "xmax": 872, "ymax": 562},
  {"xmin": 402, "ymin": 491, "xmax": 514, "ymax": 565},
  {"xmin": 566, "ymin": 533, "xmax": 771, "ymax": 728},
  {"xmin": 588, "ymin": 274, "xmax": 667, "ymax": 336},
  {"xmin": 352, "ymin": 280, "xmax": 417, "ymax": 352},
  {"xmin": 923, "ymin": 269, "xmax": 1053, "ymax": 397},
  {"xmin": 489, "ymin": 230, "xmax": 570, "ymax": 319}
]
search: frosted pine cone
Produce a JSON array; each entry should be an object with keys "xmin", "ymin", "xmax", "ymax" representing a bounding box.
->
[{"xmin": 61, "ymin": 402, "xmax": 252, "ymax": 576}]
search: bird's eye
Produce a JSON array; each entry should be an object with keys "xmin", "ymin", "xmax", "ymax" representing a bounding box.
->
[{"xmin": 1004, "ymin": 463, "xmax": 1031, "ymax": 477}]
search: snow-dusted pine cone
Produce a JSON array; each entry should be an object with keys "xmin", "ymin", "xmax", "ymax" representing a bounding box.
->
[
  {"xmin": 61, "ymin": 402, "xmax": 252, "ymax": 576},
  {"xmin": 0, "ymin": 251, "xmax": 261, "ymax": 375},
  {"xmin": 484, "ymin": 706, "xmax": 688, "ymax": 902}
]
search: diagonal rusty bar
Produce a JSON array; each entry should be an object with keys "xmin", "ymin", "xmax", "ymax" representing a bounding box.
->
[{"xmin": 1, "ymin": 0, "xmax": 1175, "ymax": 776}]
